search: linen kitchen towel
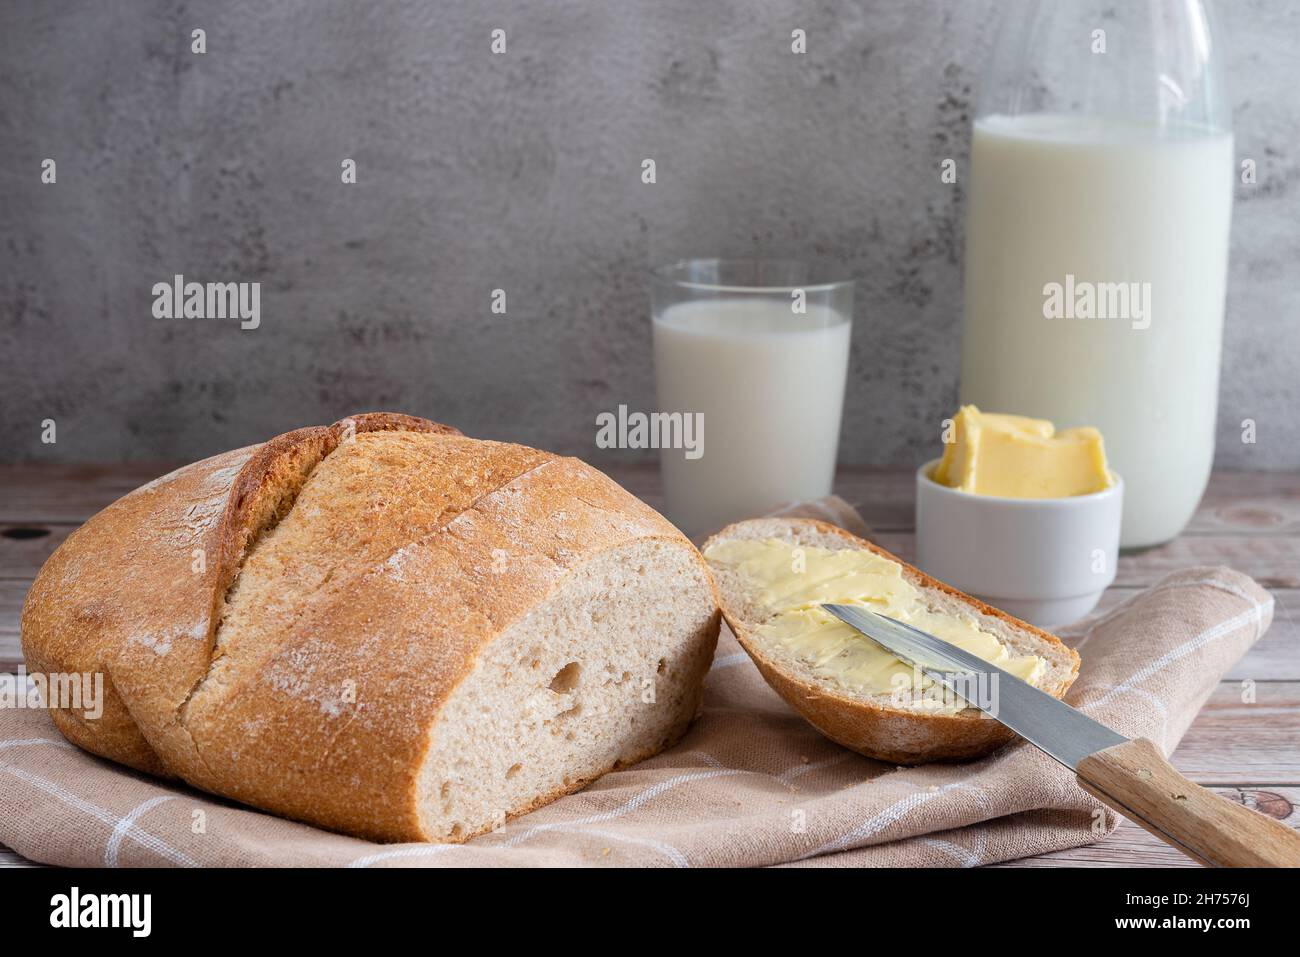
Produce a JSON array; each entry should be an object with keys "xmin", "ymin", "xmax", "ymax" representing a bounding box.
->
[{"xmin": 0, "ymin": 497, "xmax": 1274, "ymax": 867}]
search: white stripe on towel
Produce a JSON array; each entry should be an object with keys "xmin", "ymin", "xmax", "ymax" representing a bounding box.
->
[
  {"xmin": 1081, "ymin": 602, "xmax": 1269, "ymax": 714},
  {"xmin": 0, "ymin": 764, "xmax": 195, "ymax": 867},
  {"xmin": 106, "ymin": 796, "xmax": 176, "ymax": 867}
]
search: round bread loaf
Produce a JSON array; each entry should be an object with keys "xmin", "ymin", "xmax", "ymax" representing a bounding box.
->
[{"xmin": 21, "ymin": 413, "xmax": 720, "ymax": 842}]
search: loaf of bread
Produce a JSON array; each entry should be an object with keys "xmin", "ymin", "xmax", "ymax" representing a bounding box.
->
[
  {"xmin": 704, "ymin": 517, "xmax": 1079, "ymax": 763},
  {"xmin": 21, "ymin": 413, "xmax": 720, "ymax": 842}
]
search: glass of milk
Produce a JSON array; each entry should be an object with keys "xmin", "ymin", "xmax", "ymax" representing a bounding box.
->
[
  {"xmin": 960, "ymin": 0, "xmax": 1233, "ymax": 548},
  {"xmin": 651, "ymin": 259, "xmax": 854, "ymax": 539}
]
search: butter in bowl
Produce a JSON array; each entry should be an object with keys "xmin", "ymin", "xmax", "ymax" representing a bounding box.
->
[{"xmin": 915, "ymin": 405, "xmax": 1123, "ymax": 629}]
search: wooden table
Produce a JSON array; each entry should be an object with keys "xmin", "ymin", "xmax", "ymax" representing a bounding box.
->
[{"xmin": 2, "ymin": 463, "xmax": 1297, "ymax": 868}]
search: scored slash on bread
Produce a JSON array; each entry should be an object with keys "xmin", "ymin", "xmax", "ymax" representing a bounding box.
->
[{"xmin": 703, "ymin": 517, "xmax": 1080, "ymax": 764}]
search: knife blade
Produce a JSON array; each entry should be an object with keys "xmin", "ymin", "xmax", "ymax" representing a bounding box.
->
[
  {"xmin": 821, "ymin": 601, "xmax": 1300, "ymax": 867},
  {"xmin": 821, "ymin": 602, "xmax": 1126, "ymax": 769}
]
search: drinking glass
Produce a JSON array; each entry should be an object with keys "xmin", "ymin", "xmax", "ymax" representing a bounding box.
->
[{"xmin": 651, "ymin": 259, "xmax": 854, "ymax": 539}]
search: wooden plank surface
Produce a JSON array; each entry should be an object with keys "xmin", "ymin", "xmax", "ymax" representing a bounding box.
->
[
  {"xmin": 0, "ymin": 524, "xmax": 69, "ymax": 578},
  {"xmin": 1, "ymin": 462, "xmax": 1297, "ymax": 869},
  {"xmin": 0, "ymin": 462, "xmax": 180, "ymax": 524},
  {"xmin": 0, "ymin": 846, "xmax": 41, "ymax": 868},
  {"xmin": 1167, "ymin": 681, "xmax": 1300, "ymax": 784}
]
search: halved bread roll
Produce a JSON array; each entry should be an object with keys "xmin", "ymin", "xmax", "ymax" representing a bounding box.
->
[
  {"xmin": 703, "ymin": 517, "xmax": 1079, "ymax": 764},
  {"xmin": 22, "ymin": 414, "xmax": 720, "ymax": 842}
]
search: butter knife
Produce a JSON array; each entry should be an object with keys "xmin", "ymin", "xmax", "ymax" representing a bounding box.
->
[{"xmin": 823, "ymin": 602, "xmax": 1300, "ymax": 868}]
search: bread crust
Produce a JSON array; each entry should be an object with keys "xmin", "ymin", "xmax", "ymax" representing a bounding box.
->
[
  {"xmin": 21, "ymin": 413, "xmax": 718, "ymax": 842},
  {"xmin": 704, "ymin": 518, "xmax": 1081, "ymax": 764},
  {"xmin": 21, "ymin": 413, "xmax": 462, "ymax": 778}
]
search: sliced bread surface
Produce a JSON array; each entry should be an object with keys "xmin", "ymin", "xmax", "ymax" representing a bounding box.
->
[{"xmin": 703, "ymin": 517, "xmax": 1080, "ymax": 764}]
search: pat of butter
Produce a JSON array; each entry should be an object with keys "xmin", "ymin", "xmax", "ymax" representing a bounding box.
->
[
  {"xmin": 933, "ymin": 405, "xmax": 1112, "ymax": 498},
  {"xmin": 704, "ymin": 537, "xmax": 1044, "ymax": 700}
]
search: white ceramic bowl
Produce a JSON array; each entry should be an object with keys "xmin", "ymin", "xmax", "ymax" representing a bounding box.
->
[{"xmin": 914, "ymin": 460, "xmax": 1123, "ymax": 630}]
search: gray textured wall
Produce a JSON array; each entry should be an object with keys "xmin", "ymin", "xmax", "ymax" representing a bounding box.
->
[{"xmin": 2, "ymin": 0, "xmax": 1297, "ymax": 467}]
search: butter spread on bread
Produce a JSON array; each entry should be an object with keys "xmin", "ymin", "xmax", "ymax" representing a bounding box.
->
[
  {"xmin": 704, "ymin": 518, "xmax": 1079, "ymax": 764},
  {"xmin": 704, "ymin": 537, "xmax": 1044, "ymax": 702}
]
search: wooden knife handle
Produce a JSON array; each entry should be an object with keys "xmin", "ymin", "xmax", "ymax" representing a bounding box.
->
[{"xmin": 1076, "ymin": 738, "xmax": 1300, "ymax": 867}]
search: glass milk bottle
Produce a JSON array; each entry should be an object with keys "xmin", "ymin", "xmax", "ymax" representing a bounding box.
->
[{"xmin": 960, "ymin": 0, "xmax": 1233, "ymax": 547}]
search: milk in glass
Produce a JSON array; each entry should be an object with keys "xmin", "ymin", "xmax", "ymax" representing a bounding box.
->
[{"xmin": 653, "ymin": 298, "xmax": 850, "ymax": 538}]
